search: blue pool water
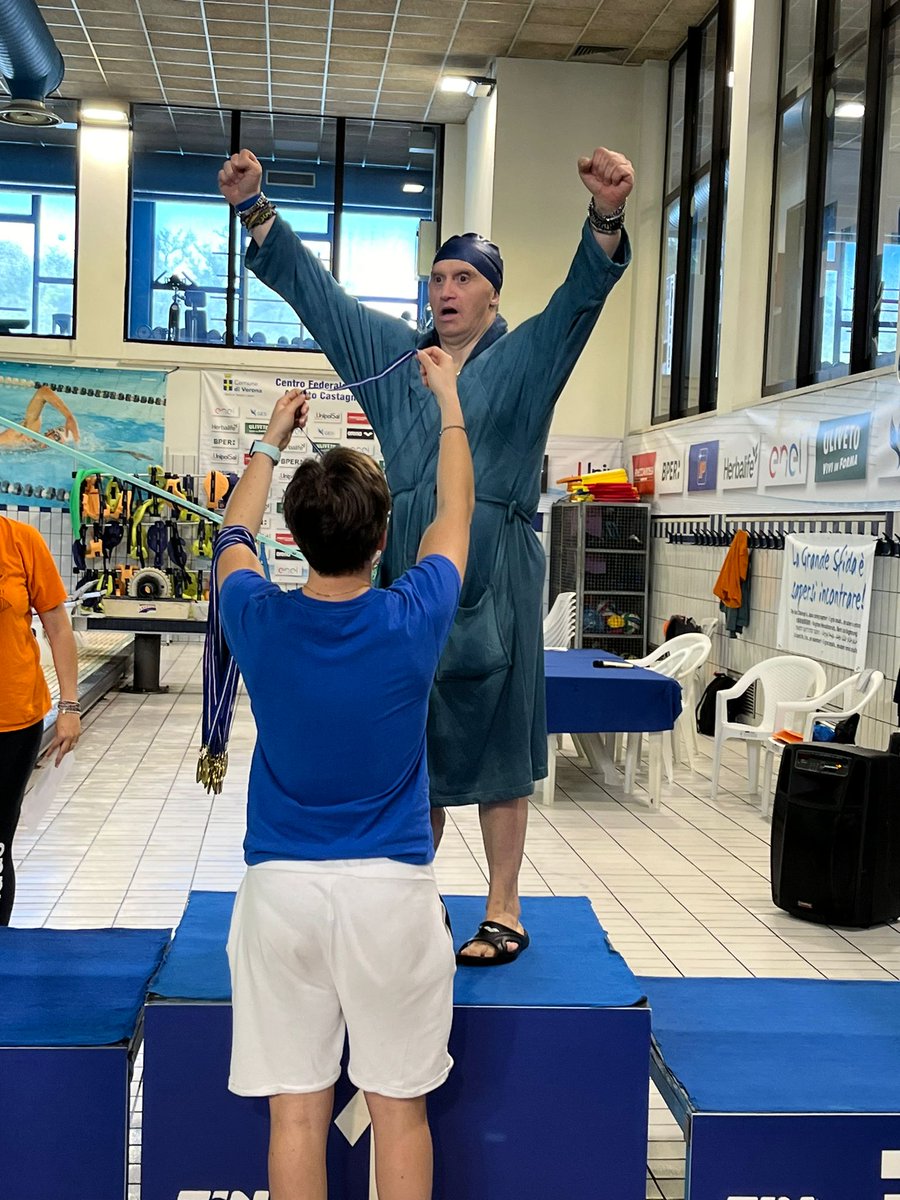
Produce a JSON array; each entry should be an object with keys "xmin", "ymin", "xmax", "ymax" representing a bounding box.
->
[{"xmin": 0, "ymin": 360, "xmax": 166, "ymax": 499}]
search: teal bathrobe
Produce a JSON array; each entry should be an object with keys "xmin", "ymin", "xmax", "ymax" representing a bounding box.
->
[{"xmin": 247, "ymin": 218, "xmax": 630, "ymax": 806}]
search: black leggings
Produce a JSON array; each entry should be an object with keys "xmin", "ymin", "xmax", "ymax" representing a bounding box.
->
[{"xmin": 0, "ymin": 720, "xmax": 44, "ymax": 925}]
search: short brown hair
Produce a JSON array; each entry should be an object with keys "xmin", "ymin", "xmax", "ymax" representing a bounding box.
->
[{"xmin": 282, "ymin": 448, "xmax": 390, "ymax": 576}]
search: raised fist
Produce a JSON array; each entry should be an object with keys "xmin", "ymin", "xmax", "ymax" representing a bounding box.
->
[
  {"xmin": 218, "ymin": 149, "xmax": 263, "ymax": 206},
  {"xmin": 577, "ymin": 148, "xmax": 635, "ymax": 215}
]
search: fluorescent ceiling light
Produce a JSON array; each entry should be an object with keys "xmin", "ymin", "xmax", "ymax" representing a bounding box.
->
[
  {"xmin": 403, "ymin": 182, "xmax": 425, "ymax": 194},
  {"xmin": 81, "ymin": 104, "xmax": 129, "ymax": 123},
  {"xmin": 835, "ymin": 100, "xmax": 865, "ymax": 119},
  {"xmin": 440, "ymin": 75, "xmax": 496, "ymax": 97}
]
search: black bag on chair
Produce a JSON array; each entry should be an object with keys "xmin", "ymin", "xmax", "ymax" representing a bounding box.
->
[{"xmin": 695, "ymin": 672, "xmax": 739, "ymax": 735}]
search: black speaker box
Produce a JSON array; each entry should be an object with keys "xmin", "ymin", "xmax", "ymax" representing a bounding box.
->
[{"xmin": 771, "ymin": 743, "xmax": 900, "ymax": 928}]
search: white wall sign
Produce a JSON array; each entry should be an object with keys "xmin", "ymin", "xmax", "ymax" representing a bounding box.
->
[
  {"xmin": 200, "ymin": 369, "xmax": 382, "ymax": 586},
  {"xmin": 776, "ymin": 533, "xmax": 876, "ymax": 670},
  {"xmin": 720, "ymin": 436, "xmax": 760, "ymax": 490},
  {"xmin": 656, "ymin": 447, "xmax": 685, "ymax": 494}
]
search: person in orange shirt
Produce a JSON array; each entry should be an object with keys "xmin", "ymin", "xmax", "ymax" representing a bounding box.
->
[{"xmin": 0, "ymin": 514, "xmax": 80, "ymax": 925}]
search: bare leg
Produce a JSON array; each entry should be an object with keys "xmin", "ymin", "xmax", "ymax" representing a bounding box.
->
[
  {"xmin": 268, "ymin": 1088, "xmax": 333, "ymax": 1200},
  {"xmin": 430, "ymin": 805, "xmax": 446, "ymax": 850},
  {"xmin": 458, "ymin": 795, "xmax": 528, "ymax": 960},
  {"xmin": 366, "ymin": 1092, "xmax": 433, "ymax": 1200}
]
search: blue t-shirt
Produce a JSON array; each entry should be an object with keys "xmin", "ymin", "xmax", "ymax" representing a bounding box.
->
[{"xmin": 219, "ymin": 554, "xmax": 460, "ymax": 866}]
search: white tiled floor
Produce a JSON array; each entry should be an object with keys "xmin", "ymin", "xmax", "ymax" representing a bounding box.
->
[{"xmin": 14, "ymin": 642, "xmax": 900, "ymax": 1200}]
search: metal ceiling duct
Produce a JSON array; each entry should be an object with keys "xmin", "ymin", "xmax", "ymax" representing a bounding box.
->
[{"xmin": 0, "ymin": 0, "xmax": 65, "ymax": 127}]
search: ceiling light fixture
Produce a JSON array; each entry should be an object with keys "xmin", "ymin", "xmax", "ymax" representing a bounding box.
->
[
  {"xmin": 81, "ymin": 104, "xmax": 129, "ymax": 124},
  {"xmin": 440, "ymin": 75, "xmax": 496, "ymax": 98},
  {"xmin": 835, "ymin": 100, "xmax": 865, "ymax": 119},
  {"xmin": 403, "ymin": 182, "xmax": 425, "ymax": 194},
  {"xmin": 0, "ymin": 99, "xmax": 62, "ymax": 128}
]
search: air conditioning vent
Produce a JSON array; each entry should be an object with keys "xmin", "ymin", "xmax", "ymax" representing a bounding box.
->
[
  {"xmin": 570, "ymin": 44, "xmax": 626, "ymax": 60},
  {"xmin": 267, "ymin": 170, "xmax": 316, "ymax": 188}
]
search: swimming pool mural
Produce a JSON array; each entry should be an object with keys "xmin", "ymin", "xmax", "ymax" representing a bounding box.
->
[{"xmin": 0, "ymin": 360, "xmax": 166, "ymax": 505}]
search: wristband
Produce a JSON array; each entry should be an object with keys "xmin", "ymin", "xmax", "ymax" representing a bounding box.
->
[
  {"xmin": 249, "ymin": 440, "xmax": 281, "ymax": 464},
  {"xmin": 234, "ymin": 192, "xmax": 261, "ymax": 213},
  {"xmin": 440, "ymin": 424, "xmax": 467, "ymax": 436},
  {"xmin": 57, "ymin": 700, "xmax": 82, "ymax": 715},
  {"xmin": 588, "ymin": 197, "xmax": 626, "ymax": 234}
]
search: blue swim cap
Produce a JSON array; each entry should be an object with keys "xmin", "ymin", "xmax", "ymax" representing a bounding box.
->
[{"xmin": 433, "ymin": 232, "xmax": 503, "ymax": 293}]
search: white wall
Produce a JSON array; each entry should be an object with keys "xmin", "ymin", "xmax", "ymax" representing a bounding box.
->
[
  {"xmin": 486, "ymin": 57, "xmax": 660, "ymax": 439},
  {"xmin": 463, "ymin": 86, "xmax": 497, "ymax": 238}
]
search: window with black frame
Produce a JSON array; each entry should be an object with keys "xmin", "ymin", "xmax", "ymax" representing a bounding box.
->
[
  {"xmin": 765, "ymin": 0, "xmax": 900, "ymax": 390},
  {"xmin": 654, "ymin": 2, "xmax": 732, "ymax": 423},
  {"xmin": 128, "ymin": 105, "xmax": 439, "ymax": 349},
  {"xmin": 0, "ymin": 101, "xmax": 78, "ymax": 339}
]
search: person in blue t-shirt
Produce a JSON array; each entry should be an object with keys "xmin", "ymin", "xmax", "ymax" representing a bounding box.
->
[{"xmin": 216, "ymin": 345, "xmax": 473, "ymax": 1200}]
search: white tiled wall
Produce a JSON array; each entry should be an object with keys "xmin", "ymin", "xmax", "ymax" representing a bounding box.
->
[
  {"xmin": 0, "ymin": 504, "xmax": 75, "ymax": 594},
  {"xmin": 649, "ymin": 531, "xmax": 900, "ymax": 753}
]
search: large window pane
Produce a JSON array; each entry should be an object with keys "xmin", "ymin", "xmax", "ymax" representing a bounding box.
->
[
  {"xmin": 129, "ymin": 106, "xmax": 232, "ymax": 343},
  {"xmin": 340, "ymin": 121, "xmax": 438, "ymax": 327},
  {"xmin": 874, "ymin": 20, "xmax": 900, "ymax": 365},
  {"xmin": 815, "ymin": 46, "xmax": 867, "ymax": 379},
  {"xmin": 783, "ymin": 0, "xmax": 817, "ymax": 96},
  {"xmin": 666, "ymin": 54, "xmax": 687, "ymax": 196},
  {"xmin": 682, "ymin": 174, "xmax": 712, "ymax": 413},
  {"xmin": 766, "ymin": 94, "xmax": 811, "ymax": 389},
  {"xmin": 0, "ymin": 102, "xmax": 77, "ymax": 338},
  {"xmin": 694, "ymin": 16, "xmax": 719, "ymax": 170},
  {"xmin": 235, "ymin": 112, "xmax": 336, "ymax": 347},
  {"xmin": 654, "ymin": 201, "xmax": 680, "ymax": 421}
]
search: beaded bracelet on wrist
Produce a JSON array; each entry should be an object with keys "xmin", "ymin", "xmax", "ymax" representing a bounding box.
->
[
  {"xmin": 237, "ymin": 193, "xmax": 278, "ymax": 230},
  {"xmin": 588, "ymin": 197, "xmax": 626, "ymax": 235},
  {"xmin": 57, "ymin": 700, "xmax": 82, "ymax": 715}
]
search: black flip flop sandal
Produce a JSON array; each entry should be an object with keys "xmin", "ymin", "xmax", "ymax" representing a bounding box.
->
[{"xmin": 456, "ymin": 920, "xmax": 530, "ymax": 967}]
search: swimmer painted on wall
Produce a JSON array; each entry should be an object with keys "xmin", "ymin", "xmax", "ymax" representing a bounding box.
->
[{"xmin": 0, "ymin": 385, "xmax": 80, "ymax": 449}]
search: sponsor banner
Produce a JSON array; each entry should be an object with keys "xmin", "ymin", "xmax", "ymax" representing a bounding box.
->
[
  {"xmin": 687, "ymin": 441, "xmax": 719, "ymax": 492},
  {"xmin": 0, "ymin": 360, "xmax": 166, "ymax": 504},
  {"xmin": 873, "ymin": 403, "xmax": 900, "ymax": 480},
  {"xmin": 200, "ymin": 369, "xmax": 383, "ymax": 588},
  {"xmin": 761, "ymin": 424, "xmax": 809, "ymax": 488},
  {"xmin": 656, "ymin": 447, "xmax": 685, "ymax": 494},
  {"xmin": 776, "ymin": 533, "xmax": 876, "ymax": 669},
  {"xmin": 720, "ymin": 436, "xmax": 760, "ymax": 490},
  {"xmin": 631, "ymin": 451, "xmax": 656, "ymax": 497},
  {"xmin": 815, "ymin": 412, "xmax": 871, "ymax": 482},
  {"xmin": 543, "ymin": 435, "xmax": 624, "ymax": 496}
]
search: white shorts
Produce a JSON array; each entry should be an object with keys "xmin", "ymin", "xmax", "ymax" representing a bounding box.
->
[{"xmin": 226, "ymin": 858, "xmax": 456, "ymax": 1099}]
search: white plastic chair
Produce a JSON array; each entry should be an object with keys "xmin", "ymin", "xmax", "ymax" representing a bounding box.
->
[
  {"xmin": 709, "ymin": 655, "xmax": 827, "ymax": 802},
  {"xmin": 615, "ymin": 633, "xmax": 712, "ymax": 767},
  {"xmin": 543, "ymin": 591, "xmax": 577, "ymax": 650},
  {"xmin": 760, "ymin": 669, "xmax": 885, "ymax": 817},
  {"xmin": 623, "ymin": 641, "xmax": 696, "ymax": 795}
]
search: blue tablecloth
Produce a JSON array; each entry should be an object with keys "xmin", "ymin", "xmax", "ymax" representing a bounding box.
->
[
  {"xmin": 0, "ymin": 927, "xmax": 171, "ymax": 1046},
  {"xmin": 152, "ymin": 891, "xmax": 646, "ymax": 1009},
  {"xmin": 642, "ymin": 977, "xmax": 900, "ymax": 1114},
  {"xmin": 545, "ymin": 649, "xmax": 682, "ymax": 734}
]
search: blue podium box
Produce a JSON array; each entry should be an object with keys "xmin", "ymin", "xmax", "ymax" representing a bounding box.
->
[
  {"xmin": 0, "ymin": 927, "xmax": 171, "ymax": 1200},
  {"xmin": 642, "ymin": 977, "xmax": 900, "ymax": 1200},
  {"xmin": 143, "ymin": 891, "xmax": 650, "ymax": 1200}
]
